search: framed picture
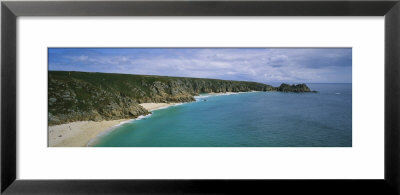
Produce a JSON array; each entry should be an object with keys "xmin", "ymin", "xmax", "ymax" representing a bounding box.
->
[
  {"xmin": 2, "ymin": 0, "xmax": 399, "ymax": 194},
  {"xmin": 47, "ymin": 47, "xmax": 351, "ymax": 148}
]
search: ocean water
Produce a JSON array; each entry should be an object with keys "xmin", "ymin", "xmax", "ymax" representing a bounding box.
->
[{"xmin": 92, "ymin": 83, "xmax": 352, "ymax": 147}]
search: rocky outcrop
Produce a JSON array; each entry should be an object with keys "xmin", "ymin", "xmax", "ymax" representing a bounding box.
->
[
  {"xmin": 277, "ymin": 83, "xmax": 313, "ymax": 92},
  {"xmin": 48, "ymin": 71, "xmax": 315, "ymax": 125}
]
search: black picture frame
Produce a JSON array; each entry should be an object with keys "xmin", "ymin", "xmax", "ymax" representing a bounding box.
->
[{"xmin": 2, "ymin": 0, "xmax": 400, "ymax": 194}]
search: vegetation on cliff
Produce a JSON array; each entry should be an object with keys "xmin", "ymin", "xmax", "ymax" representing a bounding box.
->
[{"xmin": 48, "ymin": 71, "xmax": 314, "ymax": 125}]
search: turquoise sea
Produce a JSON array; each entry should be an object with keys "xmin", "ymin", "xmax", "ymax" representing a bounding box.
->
[{"xmin": 92, "ymin": 83, "xmax": 352, "ymax": 147}]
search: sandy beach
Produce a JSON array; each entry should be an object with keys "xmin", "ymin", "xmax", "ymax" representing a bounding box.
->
[
  {"xmin": 139, "ymin": 102, "xmax": 179, "ymax": 111},
  {"xmin": 49, "ymin": 119, "xmax": 128, "ymax": 147}
]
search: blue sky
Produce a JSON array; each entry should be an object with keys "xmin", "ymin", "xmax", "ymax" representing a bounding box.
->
[{"xmin": 48, "ymin": 48, "xmax": 351, "ymax": 83}]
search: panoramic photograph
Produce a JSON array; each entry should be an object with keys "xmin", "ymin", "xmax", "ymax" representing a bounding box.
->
[{"xmin": 48, "ymin": 48, "xmax": 352, "ymax": 147}]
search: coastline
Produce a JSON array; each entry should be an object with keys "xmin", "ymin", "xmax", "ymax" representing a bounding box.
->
[
  {"xmin": 48, "ymin": 102, "xmax": 181, "ymax": 147},
  {"xmin": 49, "ymin": 93, "xmax": 255, "ymax": 147}
]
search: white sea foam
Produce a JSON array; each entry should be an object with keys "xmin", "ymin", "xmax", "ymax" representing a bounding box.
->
[
  {"xmin": 194, "ymin": 95, "xmax": 210, "ymax": 101},
  {"xmin": 86, "ymin": 113, "xmax": 152, "ymax": 146}
]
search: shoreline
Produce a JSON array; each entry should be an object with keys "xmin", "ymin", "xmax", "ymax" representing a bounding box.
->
[
  {"xmin": 49, "ymin": 92, "xmax": 254, "ymax": 147},
  {"xmin": 48, "ymin": 103, "xmax": 182, "ymax": 147}
]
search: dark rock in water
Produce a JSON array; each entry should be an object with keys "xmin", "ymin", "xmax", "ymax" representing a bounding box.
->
[
  {"xmin": 277, "ymin": 83, "xmax": 314, "ymax": 93},
  {"xmin": 202, "ymin": 99, "xmax": 207, "ymax": 102}
]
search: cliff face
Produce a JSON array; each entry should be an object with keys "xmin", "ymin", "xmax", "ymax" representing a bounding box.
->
[{"xmin": 48, "ymin": 71, "xmax": 313, "ymax": 125}]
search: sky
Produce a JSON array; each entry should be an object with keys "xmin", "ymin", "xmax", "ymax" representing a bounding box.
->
[{"xmin": 48, "ymin": 48, "xmax": 352, "ymax": 83}]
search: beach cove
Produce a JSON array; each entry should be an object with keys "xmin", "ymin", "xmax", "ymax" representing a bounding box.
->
[
  {"xmin": 48, "ymin": 102, "xmax": 180, "ymax": 147},
  {"xmin": 48, "ymin": 92, "xmax": 252, "ymax": 147}
]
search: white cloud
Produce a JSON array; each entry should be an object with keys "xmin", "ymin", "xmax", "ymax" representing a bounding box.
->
[{"xmin": 51, "ymin": 48, "xmax": 351, "ymax": 83}]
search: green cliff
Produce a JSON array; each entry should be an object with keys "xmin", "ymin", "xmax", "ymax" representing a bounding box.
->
[{"xmin": 48, "ymin": 71, "xmax": 313, "ymax": 125}]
